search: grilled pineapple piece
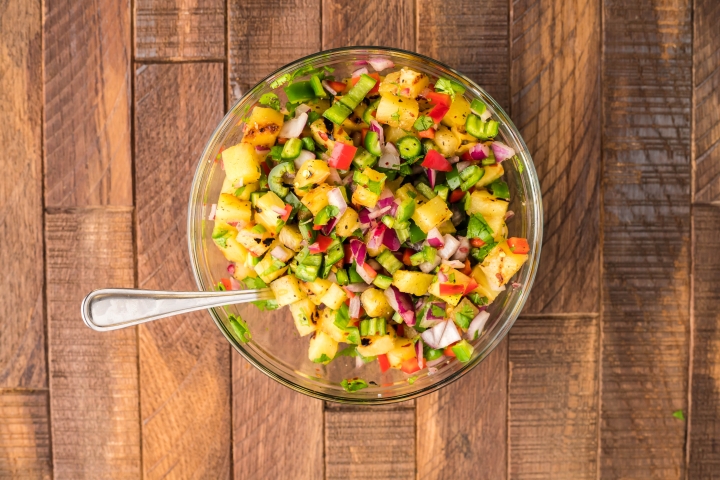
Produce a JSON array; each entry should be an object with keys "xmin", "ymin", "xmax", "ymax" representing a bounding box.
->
[
  {"xmin": 310, "ymin": 118, "xmax": 334, "ymax": 150},
  {"xmin": 441, "ymin": 95, "xmax": 471, "ymax": 129},
  {"xmin": 236, "ymin": 224, "xmax": 274, "ymax": 257},
  {"xmin": 270, "ymin": 275, "xmax": 305, "ymax": 307},
  {"xmin": 335, "ymin": 208, "xmax": 361, "ymax": 237},
  {"xmin": 360, "ymin": 288, "xmax": 394, "ymax": 318},
  {"xmin": 215, "ymin": 194, "xmax": 252, "ymax": 226},
  {"xmin": 391, "ymin": 270, "xmax": 435, "ymax": 296},
  {"xmin": 278, "ymin": 225, "xmax": 303, "ymax": 251},
  {"xmin": 413, "ymin": 196, "xmax": 453, "ymax": 233},
  {"xmin": 466, "ymin": 189, "xmax": 509, "ymax": 241},
  {"xmin": 289, "ymin": 299, "xmax": 318, "ymax": 336},
  {"xmin": 308, "ymin": 331, "xmax": 338, "ymax": 364},
  {"xmin": 222, "ymin": 143, "xmax": 262, "ymax": 187},
  {"xmin": 434, "ymin": 125, "xmax": 460, "ymax": 157},
  {"xmin": 479, "ymin": 241, "xmax": 528, "ymax": 291},
  {"xmin": 376, "ymin": 94, "xmax": 419, "ymax": 130},
  {"xmin": 242, "ymin": 106, "xmax": 284, "ymax": 147},
  {"xmin": 294, "ymin": 160, "xmax": 330, "ymax": 192},
  {"xmin": 301, "ymin": 184, "xmax": 334, "ymax": 215}
]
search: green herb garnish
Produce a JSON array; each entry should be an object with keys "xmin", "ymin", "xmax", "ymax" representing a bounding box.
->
[
  {"xmin": 259, "ymin": 92, "xmax": 280, "ymax": 111},
  {"xmin": 341, "ymin": 378, "xmax": 369, "ymax": 393},
  {"xmin": 467, "ymin": 213, "xmax": 494, "ymax": 244},
  {"xmin": 413, "ymin": 115, "xmax": 434, "ymax": 131},
  {"xmin": 229, "ymin": 314, "xmax": 251, "ymax": 343}
]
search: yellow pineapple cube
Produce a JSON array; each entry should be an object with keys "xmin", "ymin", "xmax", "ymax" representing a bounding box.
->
[
  {"xmin": 289, "ymin": 299, "xmax": 318, "ymax": 336},
  {"xmin": 301, "ymin": 184, "xmax": 334, "ymax": 215},
  {"xmin": 242, "ymin": 106, "xmax": 284, "ymax": 147},
  {"xmin": 215, "ymin": 193, "xmax": 252, "ymax": 226},
  {"xmin": 335, "ymin": 208, "xmax": 361, "ymax": 237},
  {"xmin": 308, "ymin": 331, "xmax": 338, "ymax": 363},
  {"xmin": 391, "ymin": 270, "xmax": 435, "ymax": 296},
  {"xmin": 413, "ymin": 196, "xmax": 453, "ymax": 233},
  {"xmin": 278, "ymin": 225, "xmax": 303, "ymax": 251},
  {"xmin": 441, "ymin": 95, "xmax": 471, "ymax": 128},
  {"xmin": 294, "ymin": 160, "xmax": 330, "ymax": 192},
  {"xmin": 360, "ymin": 288, "xmax": 394, "ymax": 318},
  {"xmin": 434, "ymin": 125, "xmax": 460, "ymax": 157},
  {"xmin": 255, "ymin": 191, "xmax": 286, "ymax": 232},
  {"xmin": 475, "ymin": 163, "xmax": 504, "ymax": 188},
  {"xmin": 376, "ymin": 93, "xmax": 419, "ymax": 131},
  {"xmin": 270, "ymin": 275, "xmax": 306, "ymax": 307},
  {"xmin": 479, "ymin": 241, "xmax": 528, "ymax": 290},
  {"xmin": 222, "ymin": 143, "xmax": 262, "ymax": 187},
  {"xmin": 319, "ymin": 283, "xmax": 347, "ymax": 311}
]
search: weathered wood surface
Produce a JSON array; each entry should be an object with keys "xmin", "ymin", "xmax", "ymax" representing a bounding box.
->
[
  {"xmin": 508, "ymin": 315, "xmax": 599, "ymax": 479},
  {"xmin": 0, "ymin": 390, "xmax": 52, "ymax": 479},
  {"xmin": 45, "ymin": 208, "xmax": 141, "ymax": 479},
  {"xmin": 322, "ymin": 0, "xmax": 415, "ymax": 51},
  {"xmin": 602, "ymin": 0, "xmax": 692, "ymax": 478},
  {"xmin": 135, "ymin": 62, "xmax": 232, "ymax": 479},
  {"xmin": 510, "ymin": 0, "xmax": 601, "ymax": 314},
  {"xmin": 135, "ymin": 0, "xmax": 225, "ymax": 60},
  {"xmin": 44, "ymin": 0, "xmax": 133, "ymax": 206}
]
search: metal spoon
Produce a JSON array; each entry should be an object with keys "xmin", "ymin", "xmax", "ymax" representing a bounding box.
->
[{"xmin": 81, "ymin": 288, "xmax": 274, "ymax": 332}]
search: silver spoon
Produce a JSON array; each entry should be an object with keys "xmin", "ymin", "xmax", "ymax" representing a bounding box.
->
[{"xmin": 81, "ymin": 288, "xmax": 274, "ymax": 332}]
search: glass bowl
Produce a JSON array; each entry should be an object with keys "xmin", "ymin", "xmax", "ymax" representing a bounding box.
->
[{"xmin": 187, "ymin": 47, "xmax": 542, "ymax": 404}]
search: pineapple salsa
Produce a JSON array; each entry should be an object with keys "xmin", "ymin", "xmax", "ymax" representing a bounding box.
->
[{"xmin": 210, "ymin": 58, "xmax": 530, "ymax": 392}]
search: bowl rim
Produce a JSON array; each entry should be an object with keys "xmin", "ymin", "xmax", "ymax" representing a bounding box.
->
[{"xmin": 187, "ymin": 45, "xmax": 543, "ymax": 404}]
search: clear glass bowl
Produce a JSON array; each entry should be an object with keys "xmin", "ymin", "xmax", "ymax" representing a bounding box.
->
[{"xmin": 187, "ymin": 47, "xmax": 542, "ymax": 404}]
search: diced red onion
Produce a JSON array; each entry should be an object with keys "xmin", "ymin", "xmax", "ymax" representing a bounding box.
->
[
  {"xmin": 377, "ymin": 189, "xmax": 395, "ymax": 208},
  {"xmin": 368, "ymin": 56, "xmax": 394, "ymax": 71},
  {"xmin": 349, "ymin": 295, "xmax": 361, "ymax": 318},
  {"xmin": 227, "ymin": 264, "xmax": 236, "ymax": 275},
  {"xmin": 370, "ymin": 120, "xmax": 385, "ymax": 146},
  {"xmin": 426, "ymin": 228, "xmax": 445, "ymax": 248},
  {"xmin": 382, "ymin": 228, "xmax": 401, "ymax": 251},
  {"xmin": 437, "ymin": 271, "xmax": 448, "ymax": 283},
  {"xmin": 415, "ymin": 297, "xmax": 426, "ymax": 310},
  {"xmin": 368, "ymin": 205, "xmax": 391, "ymax": 220},
  {"xmin": 294, "ymin": 150, "xmax": 315, "ymax": 170},
  {"xmin": 295, "ymin": 104, "xmax": 311, "ymax": 116},
  {"xmin": 480, "ymin": 110, "xmax": 492, "ymax": 122},
  {"xmin": 254, "ymin": 145, "xmax": 270, "ymax": 153},
  {"xmin": 505, "ymin": 210, "xmax": 515, "ymax": 221},
  {"xmin": 491, "ymin": 141, "xmax": 516, "ymax": 163},
  {"xmin": 352, "ymin": 66, "xmax": 368, "ymax": 77},
  {"xmin": 452, "ymin": 237, "xmax": 470, "ymax": 261},
  {"xmin": 426, "ymin": 168, "xmax": 437, "ymax": 188},
  {"xmin": 442, "ymin": 259, "xmax": 465, "ymax": 269},
  {"xmin": 270, "ymin": 245, "xmax": 293, "ymax": 263},
  {"xmin": 367, "ymin": 224, "xmax": 387, "ymax": 251},
  {"xmin": 437, "ymin": 320, "xmax": 461, "ymax": 348},
  {"xmin": 448, "ymin": 155, "xmax": 460, "ymax": 164},
  {"xmin": 438, "ymin": 234, "xmax": 460, "ymax": 259},
  {"xmin": 327, "ymin": 167, "xmax": 343, "ymax": 185},
  {"xmin": 278, "ymin": 111, "xmax": 307, "ymax": 138},
  {"xmin": 455, "ymin": 160, "xmax": 473, "ymax": 172},
  {"xmin": 321, "ymin": 217, "xmax": 339, "ymax": 236},
  {"xmin": 419, "ymin": 256, "xmax": 441, "ymax": 273},
  {"xmin": 353, "ymin": 60, "xmax": 368, "ymax": 66},
  {"xmin": 469, "ymin": 143, "xmax": 490, "ymax": 160},
  {"xmin": 466, "ymin": 311, "xmax": 490, "ymax": 341},
  {"xmin": 384, "ymin": 286, "xmax": 415, "ymax": 325},
  {"xmin": 321, "ymin": 80, "xmax": 337, "ymax": 96},
  {"xmin": 512, "ymin": 282, "xmax": 522, "ymax": 289},
  {"xmin": 208, "ymin": 203, "xmax": 217, "ymax": 221},
  {"xmin": 378, "ymin": 143, "xmax": 400, "ymax": 170},
  {"xmin": 350, "ymin": 239, "xmax": 367, "ymax": 266},
  {"xmin": 229, "ymin": 277, "xmax": 241, "ymax": 291},
  {"xmin": 345, "ymin": 283, "xmax": 371, "ymax": 293},
  {"xmin": 327, "ymin": 187, "xmax": 348, "ymax": 217},
  {"xmin": 415, "ymin": 340, "xmax": 425, "ymax": 369},
  {"xmin": 271, "ymin": 205, "xmax": 287, "ymax": 216},
  {"xmin": 421, "ymin": 321, "xmax": 447, "ymax": 349},
  {"xmin": 356, "ymin": 263, "xmax": 375, "ymax": 284}
]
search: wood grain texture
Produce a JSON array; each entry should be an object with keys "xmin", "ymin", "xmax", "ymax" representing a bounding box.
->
[
  {"xmin": 45, "ymin": 208, "xmax": 140, "ymax": 479},
  {"xmin": 0, "ymin": 390, "xmax": 51, "ymax": 479},
  {"xmin": 134, "ymin": 63, "xmax": 231, "ymax": 479},
  {"xmin": 510, "ymin": 0, "xmax": 601, "ymax": 313},
  {"xmin": 688, "ymin": 204, "xmax": 720, "ymax": 477},
  {"xmin": 508, "ymin": 316, "xmax": 599, "ymax": 479},
  {"xmin": 0, "ymin": 0, "xmax": 46, "ymax": 390},
  {"xmin": 325, "ymin": 404, "xmax": 415, "ymax": 480},
  {"xmin": 417, "ymin": 0, "xmax": 510, "ymax": 110},
  {"xmin": 233, "ymin": 353, "xmax": 324, "ymax": 480},
  {"xmin": 135, "ymin": 0, "xmax": 225, "ymax": 60},
  {"xmin": 322, "ymin": 0, "xmax": 414, "ymax": 50},
  {"xmin": 417, "ymin": 341, "xmax": 508, "ymax": 480},
  {"xmin": 694, "ymin": 0, "xmax": 720, "ymax": 203},
  {"xmin": 228, "ymin": 0, "xmax": 321, "ymax": 101},
  {"xmin": 602, "ymin": 0, "xmax": 692, "ymax": 478},
  {"xmin": 44, "ymin": 0, "xmax": 132, "ymax": 206}
]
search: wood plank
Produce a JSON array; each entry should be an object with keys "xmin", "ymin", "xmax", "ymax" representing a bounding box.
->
[
  {"xmin": 417, "ymin": 0, "xmax": 510, "ymax": 109},
  {"xmin": 44, "ymin": 0, "xmax": 132, "ymax": 206},
  {"xmin": 45, "ymin": 207, "xmax": 140, "ymax": 479},
  {"xmin": 325, "ymin": 404, "xmax": 415, "ymax": 480},
  {"xmin": 134, "ymin": 62, "xmax": 231, "ymax": 479},
  {"xmin": 228, "ymin": 0, "xmax": 321, "ymax": 101},
  {"xmin": 601, "ymin": 0, "xmax": 692, "ymax": 477},
  {"xmin": 322, "ymin": 0, "xmax": 414, "ymax": 50},
  {"xmin": 510, "ymin": 0, "xmax": 601, "ymax": 313},
  {"xmin": 135, "ymin": 0, "xmax": 225, "ymax": 60},
  {"xmin": 508, "ymin": 316, "xmax": 599, "ymax": 479},
  {"xmin": 0, "ymin": 390, "xmax": 52, "ymax": 479},
  {"xmin": 417, "ymin": 341, "xmax": 508, "ymax": 480},
  {"xmin": 694, "ymin": 0, "xmax": 720, "ymax": 203},
  {"xmin": 233, "ymin": 354, "xmax": 324, "ymax": 480},
  {"xmin": 688, "ymin": 204, "xmax": 720, "ymax": 476},
  {"xmin": 0, "ymin": 0, "xmax": 45, "ymax": 390}
]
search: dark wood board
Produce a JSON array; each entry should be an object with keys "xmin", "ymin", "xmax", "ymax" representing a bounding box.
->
[
  {"xmin": 510, "ymin": 0, "xmax": 601, "ymax": 314},
  {"xmin": 0, "ymin": 0, "xmax": 46, "ymax": 390},
  {"xmin": 135, "ymin": 0, "xmax": 225, "ymax": 60},
  {"xmin": 134, "ymin": 62, "xmax": 232, "ymax": 479},
  {"xmin": 693, "ymin": 0, "xmax": 720, "ymax": 203},
  {"xmin": 322, "ymin": 0, "xmax": 415, "ymax": 51},
  {"xmin": 0, "ymin": 390, "xmax": 52, "ymax": 479},
  {"xmin": 228, "ymin": 0, "xmax": 321, "ymax": 102},
  {"xmin": 508, "ymin": 315, "xmax": 599, "ymax": 479},
  {"xmin": 44, "ymin": 0, "xmax": 133, "ymax": 206},
  {"xmin": 688, "ymin": 205, "xmax": 720, "ymax": 477},
  {"xmin": 601, "ymin": 0, "xmax": 692, "ymax": 477},
  {"xmin": 45, "ymin": 207, "xmax": 141, "ymax": 479}
]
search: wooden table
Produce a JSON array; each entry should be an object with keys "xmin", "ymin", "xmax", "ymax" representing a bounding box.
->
[{"xmin": 1, "ymin": 0, "xmax": 717, "ymax": 478}]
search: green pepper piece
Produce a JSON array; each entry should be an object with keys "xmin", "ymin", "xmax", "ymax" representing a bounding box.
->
[
  {"xmin": 352, "ymin": 147, "xmax": 378, "ymax": 170},
  {"xmin": 466, "ymin": 113, "xmax": 499, "ymax": 140},
  {"xmin": 281, "ymin": 138, "xmax": 303, "ymax": 160},
  {"xmin": 415, "ymin": 182, "xmax": 436, "ymax": 199},
  {"xmin": 460, "ymin": 165, "xmax": 484, "ymax": 191},
  {"xmin": 394, "ymin": 198, "xmax": 415, "ymax": 223},
  {"xmin": 301, "ymin": 136, "xmax": 315, "ymax": 152},
  {"xmin": 434, "ymin": 184, "xmax": 449, "ymax": 201},
  {"xmin": 408, "ymin": 222, "xmax": 427, "ymax": 243},
  {"xmin": 422, "ymin": 246, "xmax": 437, "ymax": 263},
  {"xmin": 340, "ymin": 74, "xmax": 377, "ymax": 110},
  {"xmin": 284, "ymin": 81, "xmax": 316, "ymax": 103},
  {"xmin": 348, "ymin": 263, "xmax": 364, "ymax": 283},
  {"xmin": 451, "ymin": 340, "xmax": 474, "ymax": 362},
  {"xmin": 373, "ymin": 274, "xmax": 392, "ymax": 290},
  {"xmin": 470, "ymin": 99, "xmax": 487, "ymax": 115},
  {"xmin": 489, "ymin": 180, "xmax": 510, "ymax": 199},
  {"xmin": 376, "ymin": 250, "xmax": 403, "ymax": 274},
  {"xmin": 268, "ymin": 161, "xmax": 295, "ymax": 197},
  {"xmin": 364, "ymin": 130, "xmax": 383, "ymax": 156},
  {"xmin": 409, "ymin": 251, "xmax": 425, "ymax": 266},
  {"xmin": 363, "ymin": 98, "xmax": 381, "ymax": 124},
  {"xmin": 313, "ymin": 205, "xmax": 340, "ymax": 227},
  {"xmin": 423, "ymin": 343, "xmax": 443, "ymax": 361},
  {"xmin": 299, "ymin": 221, "xmax": 316, "ymax": 243},
  {"xmin": 336, "ymin": 268, "xmax": 349, "ymax": 286},
  {"xmin": 295, "ymin": 264, "xmax": 319, "ymax": 282},
  {"xmin": 310, "ymin": 75, "xmax": 327, "ymax": 97},
  {"xmin": 325, "ymin": 239, "xmax": 345, "ymax": 266},
  {"xmin": 323, "ymin": 101, "xmax": 353, "ymax": 125},
  {"xmin": 394, "ymin": 222, "xmax": 410, "ymax": 243},
  {"xmin": 445, "ymin": 166, "xmax": 462, "ymax": 190}
]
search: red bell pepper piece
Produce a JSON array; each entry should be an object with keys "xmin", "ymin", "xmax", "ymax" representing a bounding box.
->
[
  {"xmin": 421, "ymin": 150, "xmax": 452, "ymax": 172},
  {"xmin": 462, "ymin": 260, "xmax": 473, "ymax": 276},
  {"xmin": 439, "ymin": 283, "xmax": 465, "ymax": 295},
  {"xmin": 343, "ymin": 244, "xmax": 353, "ymax": 264},
  {"xmin": 377, "ymin": 354, "xmax": 391, "ymax": 373},
  {"xmin": 328, "ymin": 143, "xmax": 357, "ymax": 170},
  {"xmin": 507, "ymin": 237, "xmax": 530, "ymax": 254},
  {"xmin": 308, "ymin": 235, "xmax": 333, "ymax": 254},
  {"xmin": 350, "ymin": 73, "xmax": 381, "ymax": 95},
  {"xmin": 418, "ymin": 128, "xmax": 436, "ymax": 139},
  {"xmin": 448, "ymin": 188, "xmax": 465, "ymax": 203},
  {"xmin": 461, "ymin": 151, "xmax": 474, "ymax": 162},
  {"xmin": 279, "ymin": 204, "xmax": 292, "ymax": 222},
  {"xmin": 400, "ymin": 357, "xmax": 420, "ymax": 374},
  {"xmin": 428, "ymin": 103, "xmax": 450, "ymax": 124},
  {"xmin": 326, "ymin": 80, "xmax": 347, "ymax": 93},
  {"xmin": 443, "ymin": 345, "xmax": 457, "ymax": 357},
  {"xmin": 402, "ymin": 248, "xmax": 414, "ymax": 266},
  {"xmin": 426, "ymin": 92, "xmax": 451, "ymax": 107},
  {"xmin": 362, "ymin": 262, "xmax": 378, "ymax": 280},
  {"xmin": 463, "ymin": 278, "xmax": 479, "ymax": 295},
  {"xmin": 470, "ymin": 238, "xmax": 486, "ymax": 247},
  {"xmin": 220, "ymin": 278, "xmax": 232, "ymax": 290}
]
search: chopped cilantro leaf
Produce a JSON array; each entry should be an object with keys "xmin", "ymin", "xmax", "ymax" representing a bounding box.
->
[
  {"xmin": 390, "ymin": 110, "xmax": 401, "ymax": 122},
  {"xmin": 672, "ymin": 410, "xmax": 685, "ymax": 421},
  {"xmin": 413, "ymin": 115, "xmax": 434, "ymax": 132},
  {"xmin": 259, "ymin": 92, "xmax": 280, "ymax": 111},
  {"xmin": 243, "ymin": 276, "xmax": 268, "ymax": 289},
  {"xmin": 313, "ymin": 354, "xmax": 331, "ymax": 364},
  {"xmin": 228, "ymin": 314, "xmax": 251, "ymax": 343},
  {"xmin": 467, "ymin": 213, "xmax": 494, "ymax": 244},
  {"xmin": 434, "ymin": 77, "xmax": 465, "ymax": 100},
  {"xmin": 341, "ymin": 378, "xmax": 369, "ymax": 392}
]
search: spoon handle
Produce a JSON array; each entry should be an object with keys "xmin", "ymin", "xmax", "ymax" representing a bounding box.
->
[{"xmin": 81, "ymin": 288, "xmax": 274, "ymax": 332}]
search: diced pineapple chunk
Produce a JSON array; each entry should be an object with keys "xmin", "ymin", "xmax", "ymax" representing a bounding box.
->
[
  {"xmin": 333, "ymin": 124, "xmax": 354, "ymax": 146},
  {"xmin": 301, "ymin": 278, "xmax": 332, "ymax": 306},
  {"xmin": 392, "ymin": 270, "xmax": 435, "ymax": 296},
  {"xmin": 378, "ymin": 71, "xmax": 401, "ymax": 97},
  {"xmin": 341, "ymin": 104, "xmax": 369, "ymax": 132},
  {"xmin": 360, "ymin": 288, "xmax": 394, "ymax": 318},
  {"xmin": 441, "ymin": 95, "xmax": 471, "ymax": 128},
  {"xmin": 278, "ymin": 225, "xmax": 303, "ymax": 251},
  {"xmin": 310, "ymin": 118, "xmax": 334, "ymax": 150},
  {"xmin": 270, "ymin": 275, "xmax": 305, "ymax": 307},
  {"xmin": 479, "ymin": 241, "xmax": 528, "ymax": 290},
  {"xmin": 437, "ymin": 219, "xmax": 456, "ymax": 235},
  {"xmin": 376, "ymin": 94, "xmax": 419, "ymax": 130},
  {"xmin": 356, "ymin": 330, "xmax": 396, "ymax": 357},
  {"xmin": 254, "ymin": 252, "xmax": 288, "ymax": 284},
  {"xmin": 428, "ymin": 266, "xmax": 472, "ymax": 306},
  {"xmin": 387, "ymin": 337, "xmax": 416, "ymax": 368},
  {"xmin": 319, "ymin": 308, "xmax": 349, "ymax": 343},
  {"xmin": 384, "ymin": 125, "xmax": 413, "ymax": 144},
  {"xmin": 434, "ymin": 125, "xmax": 460, "ymax": 157},
  {"xmin": 466, "ymin": 189, "xmax": 509, "ymax": 241},
  {"xmin": 451, "ymin": 298, "xmax": 480, "ymax": 326},
  {"xmin": 215, "ymin": 193, "xmax": 252, "ymax": 226},
  {"xmin": 475, "ymin": 163, "xmax": 504, "ymax": 188},
  {"xmin": 470, "ymin": 264, "xmax": 503, "ymax": 304},
  {"xmin": 301, "ymin": 184, "xmax": 334, "ymax": 215},
  {"xmin": 413, "ymin": 196, "xmax": 453, "ymax": 233},
  {"xmin": 335, "ymin": 208, "xmax": 361, "ymax": 237},
  {"xmin": 255, "ymin": 191, "xmax": 286, "ymax": 232},
  {"xmin": 378, "ymin": 68, "xmax": 429, "ymax": 99},
  {"xmin": 222, "ymin": 143, "xmax": 262, "ymax": 187},
  {"xmin": 236, "ymin": 224, "xmax": 274, "ymax": 257},
  {"xmin": 352, "ymin": 185, "xmax": 380, "ymax": 209},
  {"xmin": 242, "ymin": 106, "xmax": 284, "ymax": 147},
  {"xmin": 289, "ymin": 299, "xmax": 318, "ymax": 336},
  {"xmin": 320, "ymin": 283, "xmax": 347, "ymax": 310},
  {"xmin": 294, "ymin": 160, "xmax": 330, "ymax": 192},
  {"xmin": 308, "ymin": 331, "xmax": 338, "ymax": 364},
  {"xmin": 236, "ymin": 182, "xmax": 260, "ymax": 200}
]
